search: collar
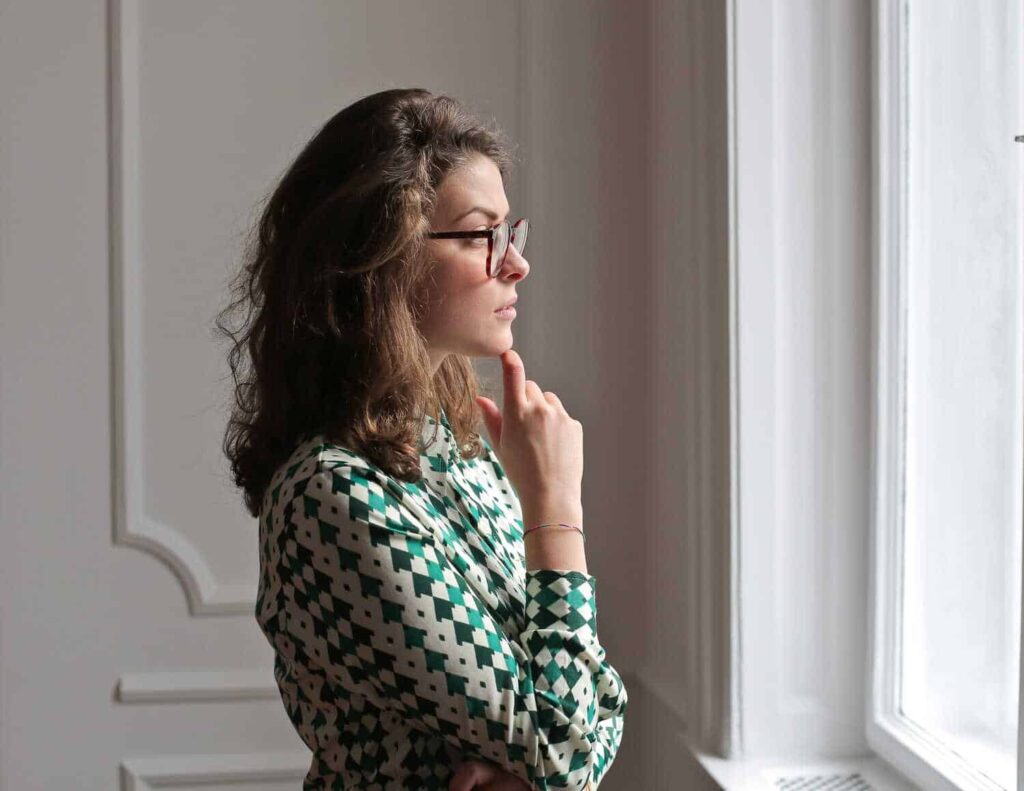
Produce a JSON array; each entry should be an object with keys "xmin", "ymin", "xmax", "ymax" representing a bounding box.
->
[{"xmin": 421, "ymin": 406, "xmax": 460, "ymax": 470}]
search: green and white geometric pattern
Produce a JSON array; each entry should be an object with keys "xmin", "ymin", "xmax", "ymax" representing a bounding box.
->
[{"xmin": 255, "ymin": 408, "xmax": 628, "ymax": 789}]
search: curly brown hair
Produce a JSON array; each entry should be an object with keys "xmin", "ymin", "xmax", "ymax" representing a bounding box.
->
[{"xmin": 214, "ymin": 88, "xmax": 520, "ymax": 518}]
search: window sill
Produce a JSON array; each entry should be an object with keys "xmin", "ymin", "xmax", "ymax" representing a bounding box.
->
[{"xmin": 681, "ymin": 734, "xmax": 921, "ymax": 791}]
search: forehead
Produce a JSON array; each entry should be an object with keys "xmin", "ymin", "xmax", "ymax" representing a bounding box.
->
[{"xmin": 435, "ymin": 155, "xmax": 509, "ymax": 216}]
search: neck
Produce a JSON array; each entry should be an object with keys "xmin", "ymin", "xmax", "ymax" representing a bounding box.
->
[{"xmin": 429, "ymin": 349, "xmax": 447, "ymax": 377}]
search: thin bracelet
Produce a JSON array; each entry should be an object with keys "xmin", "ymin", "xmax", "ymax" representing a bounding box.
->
[{"xmin": 523, "ymin": 522, "xmax": 585, "ymax": 541}]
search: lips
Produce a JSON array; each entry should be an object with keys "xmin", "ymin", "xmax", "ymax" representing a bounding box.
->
[{"xmin": 496, "ymin": 297, "xmax": 518, "ymax": 311}]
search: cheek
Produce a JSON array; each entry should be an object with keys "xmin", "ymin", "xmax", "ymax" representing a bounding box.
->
[
  {"xmin": 417, "ymin": 268, "xmax": 463, "ymax": 327},
  {"xmin": 417, "ymin": 251, "xmax": 495, "ymax": 329},
  {"xmin": 434, "ymin": 256, "xmax": 489, "ymax": 302}
]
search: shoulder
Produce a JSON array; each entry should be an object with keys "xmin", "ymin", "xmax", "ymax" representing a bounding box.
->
[
  {"xmin": 272, "ymin": 434, "xmax": 433, "ymax": 533},
  {"xmin": 260, "ymin": 433, "xmax": 393, "ymax": 514}
]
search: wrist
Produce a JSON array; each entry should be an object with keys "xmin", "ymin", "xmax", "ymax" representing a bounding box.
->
[{"xmin": 522, "ymin": 503, "xmax": 583, "ymax": 535}]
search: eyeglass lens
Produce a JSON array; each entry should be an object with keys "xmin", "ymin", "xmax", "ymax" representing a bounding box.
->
[{"xmin": 491, "ymin": 219, "xmax": 528, "ymax": 278}]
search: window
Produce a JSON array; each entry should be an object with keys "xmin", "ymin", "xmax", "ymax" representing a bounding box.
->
[{"xmin": 870, "ymin": 2, "xmax": 1023, "ymax": 789}]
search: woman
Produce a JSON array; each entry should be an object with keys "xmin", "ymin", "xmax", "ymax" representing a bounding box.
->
[{"xmin": 217, "ymin": 88, "xmax": 627, "ymax": 790}]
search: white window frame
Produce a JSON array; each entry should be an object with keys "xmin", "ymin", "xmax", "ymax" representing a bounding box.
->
[{"xmin": 867, "ymin": 2, "xmax": 1024, "ymax": 790}]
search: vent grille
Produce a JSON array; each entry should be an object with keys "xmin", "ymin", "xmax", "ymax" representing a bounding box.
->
[{"xmin": 770, "ymin": 772, "xmax": 877, "ymax": 790}]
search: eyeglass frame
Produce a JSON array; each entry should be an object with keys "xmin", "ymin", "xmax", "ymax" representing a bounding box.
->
[{"xmin": 426, "ymin": 217, "xmax": 529, "ymax": 278}]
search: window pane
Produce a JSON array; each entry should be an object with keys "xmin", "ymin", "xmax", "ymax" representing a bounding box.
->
[{"xmin": 902, "ymin": 2, "xmax": 1023, "ymax": 788}]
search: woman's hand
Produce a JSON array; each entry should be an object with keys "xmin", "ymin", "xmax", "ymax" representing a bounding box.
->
[
  {"xmin": 449, "ymin": 758, "xmax": 533, "ymax": 791},
  {"xmin": 475, "ymin": 348, "xmax": 584, "ymax": 511}
]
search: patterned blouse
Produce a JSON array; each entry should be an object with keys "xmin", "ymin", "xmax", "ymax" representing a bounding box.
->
[{"xmin": 255, "ymin": 407, "xmax": 628, "ymax": 789}]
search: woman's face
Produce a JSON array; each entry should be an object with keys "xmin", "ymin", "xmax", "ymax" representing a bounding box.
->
[{"xmin": 420, "ymin": 154, "xmax": 529, "ymax": 374}]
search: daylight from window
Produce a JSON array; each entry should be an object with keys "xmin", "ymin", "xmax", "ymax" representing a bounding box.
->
[{"xmin": 900, "ymin": 2, "xmax": 1023, "ymax": 788}]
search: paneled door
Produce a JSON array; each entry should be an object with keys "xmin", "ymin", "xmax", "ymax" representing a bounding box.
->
[{"xmin": 0, "ymin": 0, "xmax": 523, "ymax": 787}]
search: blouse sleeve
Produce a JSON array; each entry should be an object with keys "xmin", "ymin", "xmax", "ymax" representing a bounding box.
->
[{"xmin": 279, "ymin": 461, "xmax": 628, "ymax": 790}]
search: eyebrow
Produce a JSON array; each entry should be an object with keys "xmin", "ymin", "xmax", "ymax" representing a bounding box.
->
[{"xmin": 452, "ymin": 206, "xmax": 509, "ymax": 223}]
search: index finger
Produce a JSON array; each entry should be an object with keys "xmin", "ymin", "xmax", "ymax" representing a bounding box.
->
[{"xmin": 500, "ymin": 349, "xmax": 527, "ymax": 411}]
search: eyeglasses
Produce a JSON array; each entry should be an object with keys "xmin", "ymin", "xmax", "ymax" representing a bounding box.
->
[{"xmin": 427, "ymin": 217, "xmax": 529, "ymax": 278}]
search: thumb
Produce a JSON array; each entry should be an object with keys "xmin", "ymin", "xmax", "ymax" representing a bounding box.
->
[
  {"xmin": 474, "ymin": 396, "xmax": 502, "ymax": 448},
  {"xmin": 447, "ymin": 761, "xmax": 476, "ymax": 791},
  {"xmin": 448, "ymin": 759, "xmax": 498, "ymax": 791}
]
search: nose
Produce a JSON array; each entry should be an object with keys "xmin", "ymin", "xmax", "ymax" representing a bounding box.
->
[{"xmin": 500, "ymin": 241, "xmax": 529, "ymax": 280}]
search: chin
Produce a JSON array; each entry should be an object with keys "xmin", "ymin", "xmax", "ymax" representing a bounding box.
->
[{"xmin": 458, "ymin": 331, "xmax": 513, "ymax": 359}]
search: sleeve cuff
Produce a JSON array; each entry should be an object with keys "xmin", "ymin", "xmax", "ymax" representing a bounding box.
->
[{"xmin": 524, "ymin": 568, "xmax": 598, "ymax": 633}]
